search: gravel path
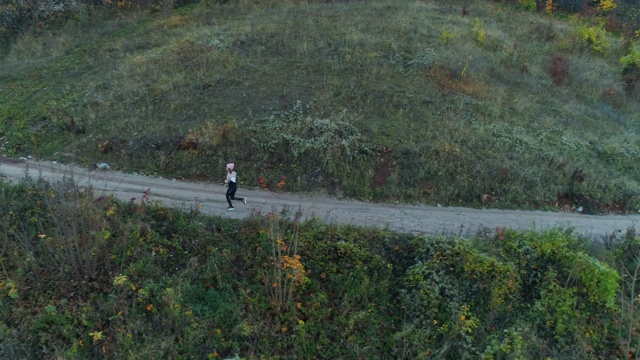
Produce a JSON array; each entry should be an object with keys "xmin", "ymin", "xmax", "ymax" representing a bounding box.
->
[{"xmin": 1, "ymin": 157, "xmax": 638, "ymax": 240}]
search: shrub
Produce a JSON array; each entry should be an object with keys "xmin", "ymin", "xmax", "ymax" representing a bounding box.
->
[
  {"xmin": 397, "ymin": 229, "xmax": 622, "ymax": 357},
  {"xmin": 620, "ymin": 45, "xmax": 640, "ymax": 93},
  {"xmin": 520, "ymin": 0, "xmax": 537, "ymax": 12},
  {"xmin": 399, "ymin": 237, "xmax": 521, "ymax": 359},
  {"xmin": 620, "ymin": 46, "xmax": 640, "ymax": 71},
  {"xmin": 292, "ymin": 222, "xmax": 399, "ymax": 358},
  {"xmin": 0, "ymin": 178, "xmax": 122, "ymax": 285},
  {"xmin": 597, "ymin": 0, "xmax": 617, "ymax": 13},
  {"xmin": 480, "ymin": 326, "xmax": 527, "ymax": 360},
  {"xmin": 580, "ymin": 24, "xmax": 610, "ymax": 53},
  {"xmin": 260, "ymin": 210, "xmax": 307, "ymax": 315},
  {"xmin": 515, "ymin": 229, "xmax": 620, "ymax": 350}
]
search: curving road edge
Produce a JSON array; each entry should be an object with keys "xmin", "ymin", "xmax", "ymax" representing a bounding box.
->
[{"xmin": 1, "ymin": 157, "xmax": 638, "ymax": 240}]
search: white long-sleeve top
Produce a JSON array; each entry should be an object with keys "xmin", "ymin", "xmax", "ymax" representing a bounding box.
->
[{"xmin": 225, "ymin": 171, "xmax": 237, "ymax": 184}]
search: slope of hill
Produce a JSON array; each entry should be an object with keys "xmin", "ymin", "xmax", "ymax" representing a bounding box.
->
[{"xmin": 0, "ymin": 0, "xmax": 639, "ymax": 213}]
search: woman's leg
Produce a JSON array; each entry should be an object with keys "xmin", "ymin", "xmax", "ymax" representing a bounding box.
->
[
  {"xmin": 226, "ymin": 185, "xmax": 235, "ymax": 207},
  {"xmin": 229, "ymin": 185, "xmax": 244, "ymax": 202}
]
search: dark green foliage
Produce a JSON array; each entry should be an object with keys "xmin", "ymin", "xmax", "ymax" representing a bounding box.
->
[
  {"xmin": 0, "ymin": 180, "xmax": 634, "ymax": 358},
  {"xmin": 398, "ymin": 229, "xmax": 621, "ymax": 358}
]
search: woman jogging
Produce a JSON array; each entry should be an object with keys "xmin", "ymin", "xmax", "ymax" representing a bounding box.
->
[{"xmin": 224, "ymin": 163, "xmax": 246, "ymax": 210}]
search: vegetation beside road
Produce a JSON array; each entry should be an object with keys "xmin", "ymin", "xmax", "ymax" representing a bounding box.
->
[{"xmin": 1, "ymin": 179, "xmax": 639, "ymax": 359}]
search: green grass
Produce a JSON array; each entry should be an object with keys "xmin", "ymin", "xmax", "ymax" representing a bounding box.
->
[{"xmin": 0, "ymin": 0, "xmax": 639, "ymax": 212}]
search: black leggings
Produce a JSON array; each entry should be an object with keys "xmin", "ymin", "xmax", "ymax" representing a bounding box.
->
[{"xmin": 226, "ymin": 182, "xmax": 243, "ymax": 207}]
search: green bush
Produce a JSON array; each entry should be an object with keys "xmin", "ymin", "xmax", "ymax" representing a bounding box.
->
[
  {"xmin": 580, "ymin": 24, "xmax": 610, "ymax": 53},
  {"xmin": 397, "ymin": 229, "xmax": 622, "ymax": 358},
  {"xmin": 519, "ymin": 0, "xmax": 537, "ymax": 12},
  {"xmin": 0, "ymin": 180, "xmax": 631, "ymax": 358}
]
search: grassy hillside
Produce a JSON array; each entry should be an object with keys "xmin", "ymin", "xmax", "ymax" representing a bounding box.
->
[
  {"xmin": 0, "ymin": 178, "xmax": 638, "ymax": 359},
  {"xmin": 0, "ymin": 0, "xmax": 639, "ymax": 212}
]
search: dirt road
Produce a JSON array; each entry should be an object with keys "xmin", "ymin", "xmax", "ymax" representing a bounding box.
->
[{"xmin": 1, "ymin": 157, "xmax": 638, "ymax": 240}]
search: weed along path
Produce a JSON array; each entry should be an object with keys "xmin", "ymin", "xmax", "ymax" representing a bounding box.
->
[{"xmin": 1, "ymin": 157, "xmax": 638, "ymax": 240}]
